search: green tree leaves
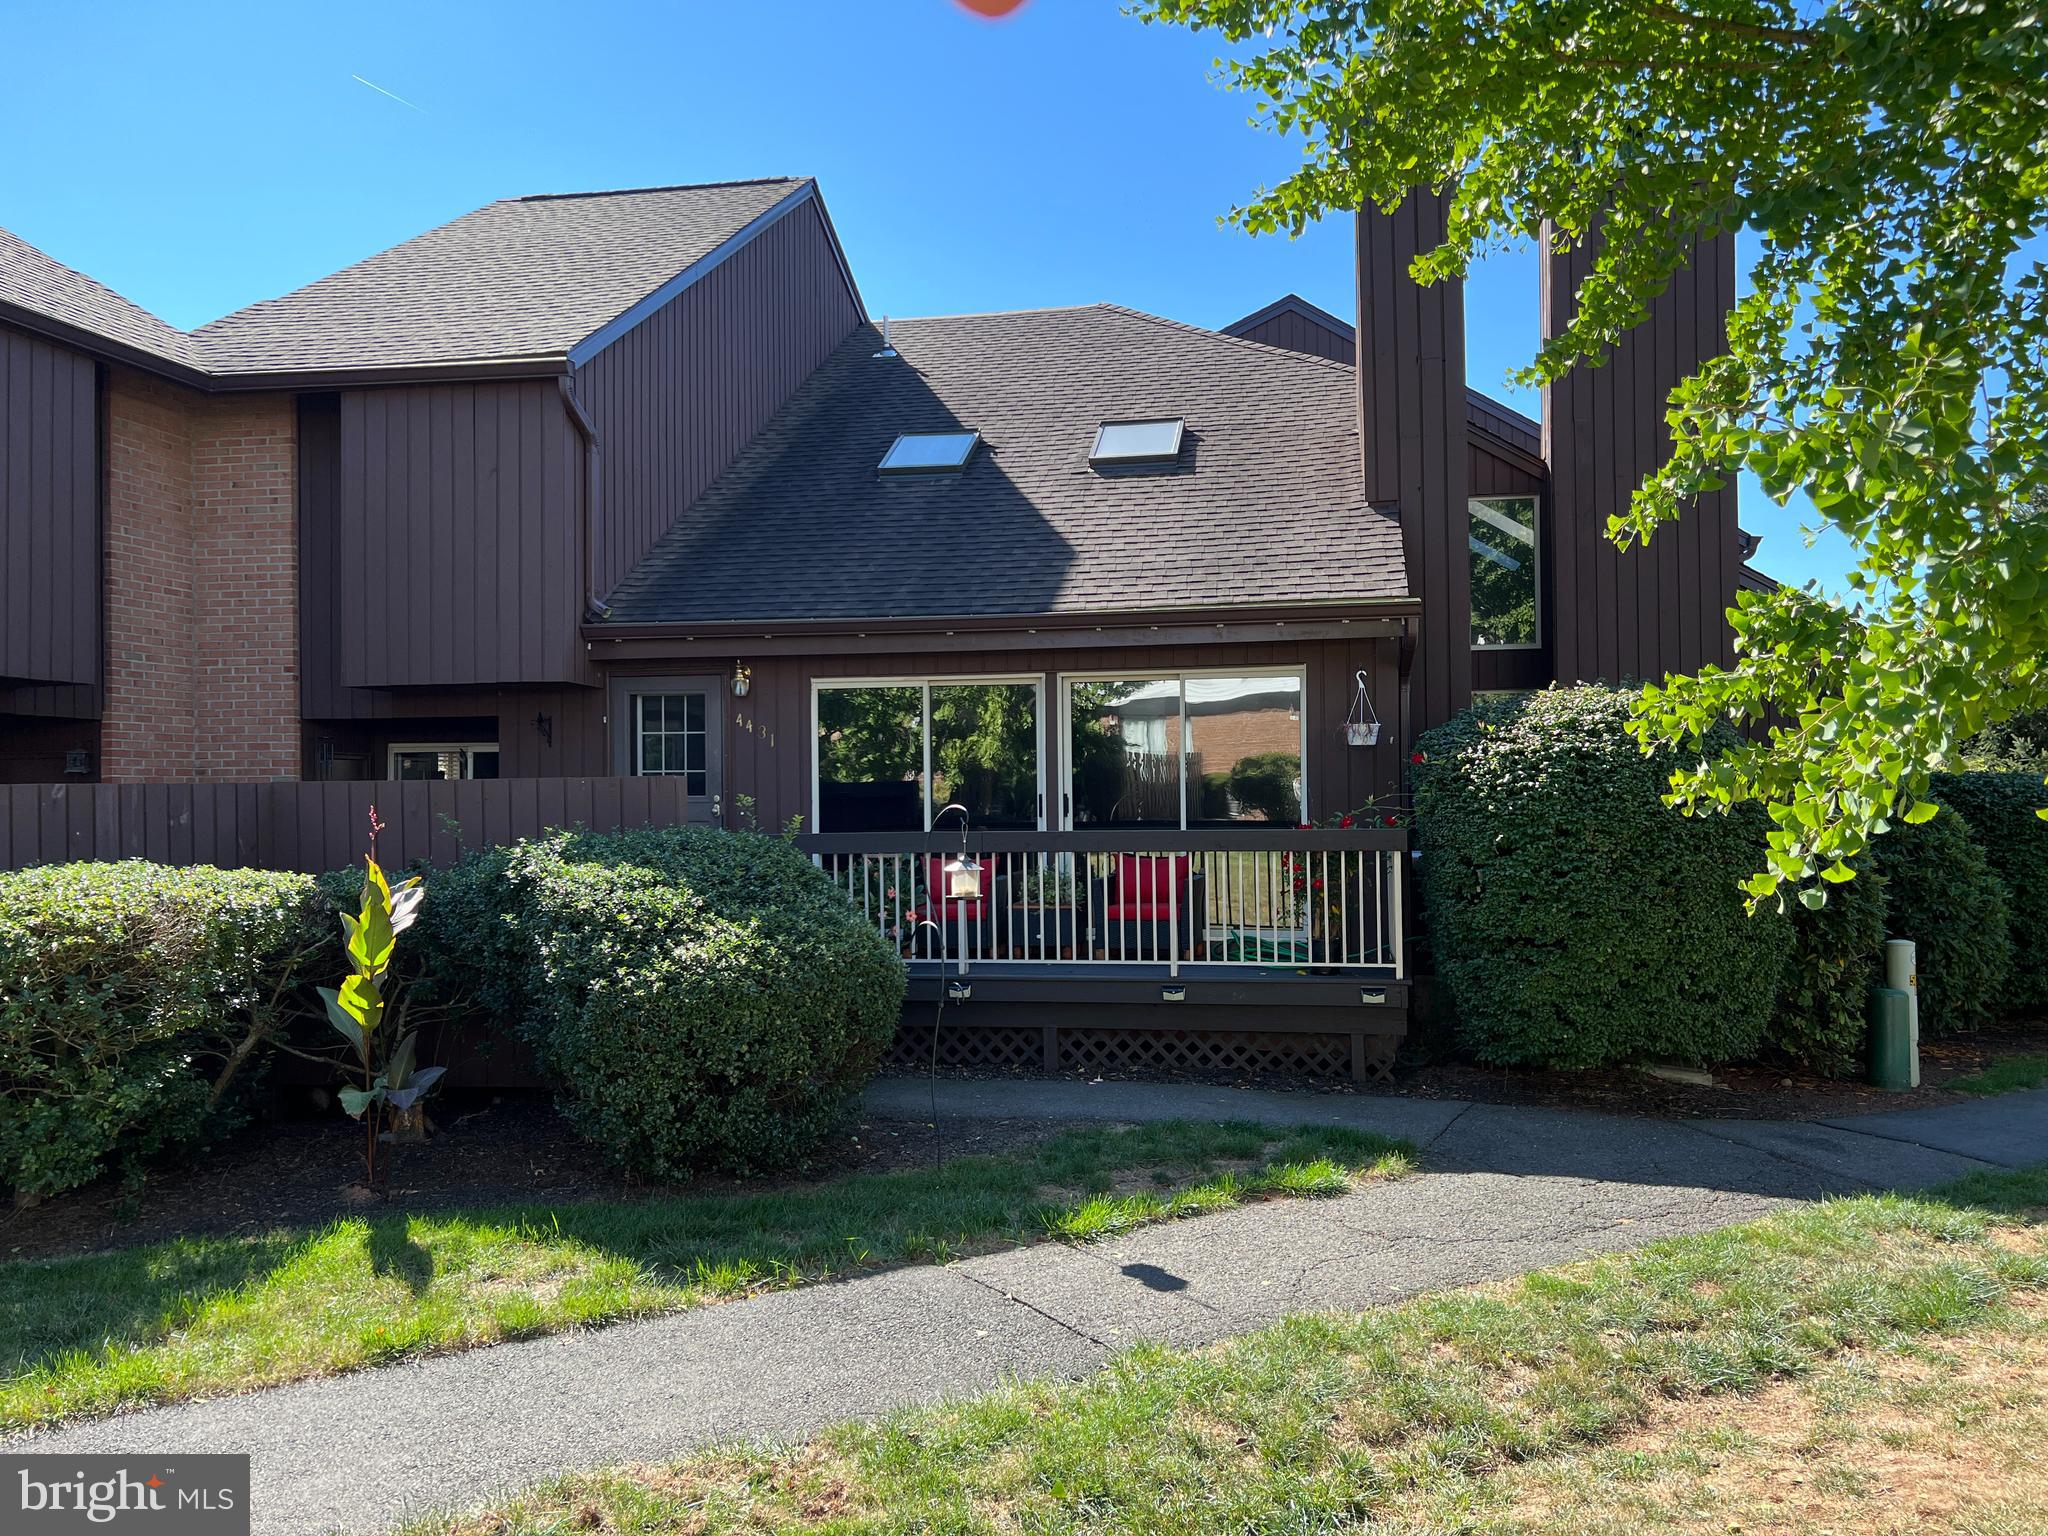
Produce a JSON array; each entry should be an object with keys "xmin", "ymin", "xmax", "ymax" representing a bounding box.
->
[{"xmin": 1133, "ymin": 0, "xmax": 2048, "ymax": 900}]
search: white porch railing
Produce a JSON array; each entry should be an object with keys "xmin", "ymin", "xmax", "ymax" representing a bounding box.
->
[{"xmin": 799, "ymin": 828, "xmax": 1406, "ymax": 977}]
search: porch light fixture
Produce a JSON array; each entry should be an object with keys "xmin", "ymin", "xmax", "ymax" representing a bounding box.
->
[
  {"xmin": 1090, "ymin": 418, "xmax": 1184, "ymax": 466},
  {"xmin": 731, "ymin": 663, "xmax": 752, "ymax": 698},
  {"xmin": 879, "ymin": 430, "xmax": 979, "ymax": 474}
]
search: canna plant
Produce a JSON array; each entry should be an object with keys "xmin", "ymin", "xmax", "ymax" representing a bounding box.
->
[{"xmin": 320, "ymin": 808, "xmax": 441, "ymax": 1183}]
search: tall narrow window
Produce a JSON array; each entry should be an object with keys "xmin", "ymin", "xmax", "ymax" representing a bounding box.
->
[{"xmin": 1469, "ymin": 496, "xmax": 1541, "ymax": 648}]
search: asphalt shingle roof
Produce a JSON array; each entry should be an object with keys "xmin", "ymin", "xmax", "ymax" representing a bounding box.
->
[
  {"xmin": 0, "ymin": 227, "xmax": 199, "ymax": 370},
  {"xmin": 3, "ymin": 180, "xmax": 814, "ymax": 379},
  {"xmin": 602, "ymin": 305, "xmax": 1408, "ymax": 626},
  {"xmin": 192, "ymin": 178, "xmax": 808, "ymax": 375}
]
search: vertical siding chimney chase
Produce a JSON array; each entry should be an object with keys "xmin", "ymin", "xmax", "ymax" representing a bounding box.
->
[
  {"xmin": 1356, "ymin": 189, "xmax": 1471, "ymax": 738},
  {"xmin": 1541, "ymin": 223, "xmax": 1740, "ymax": 687}
]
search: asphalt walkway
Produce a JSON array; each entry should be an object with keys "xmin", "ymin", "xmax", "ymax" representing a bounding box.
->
[{"xmin": 16, "ymin": 1078, "xmax": 2042, "ymax": 1534}]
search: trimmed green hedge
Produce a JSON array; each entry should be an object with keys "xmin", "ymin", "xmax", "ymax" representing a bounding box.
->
[
  {"xmin": 1773, "ymin": 863, "xmax": 1886, "ymax": 1075},
  {"xmin": 1933, "ymin": 771, "xmax": 2048, "ymax": 1014},
  {"xmin": 0, "ymin": 861, "xmax": 320, "ymax": 1200},
  {"xmin": 499, "ymin": 827, "xmax": 905, "ymax": 1176},
  {"xmin": 1870, "ymin": 804, "xmax": 2012, "ymax": 1034},
  {"xmin": 1413, "ymin": 687, "xmax": 1792, "ymax": 1069}
]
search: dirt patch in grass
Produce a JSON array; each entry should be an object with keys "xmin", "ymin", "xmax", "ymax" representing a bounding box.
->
[
  {"xmin": 0, "ymin": 1096, "xmax": 1102, "ymax": 1263},
  {"xmin": 1505, "ymin": 1299, "xmax": 2048, "ymax": 1533}
]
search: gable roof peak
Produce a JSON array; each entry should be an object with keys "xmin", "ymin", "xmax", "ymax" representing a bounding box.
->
[{"xmin": 509, "ymin": 175, "xmax": 808, "ymax": 204}]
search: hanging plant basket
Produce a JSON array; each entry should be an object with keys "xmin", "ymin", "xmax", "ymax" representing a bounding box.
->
[{"xmin": 1345, "ymin": 671, "xmax": 1382, "ymax": 748}]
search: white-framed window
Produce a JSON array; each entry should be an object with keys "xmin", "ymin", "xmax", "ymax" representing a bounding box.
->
[
  {"xmin": 812, "ymin": 676, "xmax": 1044, "ymax": 834},
  {"xmin": 1059, "ymin": 669, "xmax": 1307, "ymax": 829},
  {"xmin": 1470, "ymin": 495, "xmax": 1541, "ymax": 649},
  {"xmin": 387, "ymin": 743, "xmax": 500, "ymax": 781}
]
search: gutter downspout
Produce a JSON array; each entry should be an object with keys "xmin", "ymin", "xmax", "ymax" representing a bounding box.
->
[{"xmin": 559, "ymin": 376, "xmax": 606, "ymax": 620}]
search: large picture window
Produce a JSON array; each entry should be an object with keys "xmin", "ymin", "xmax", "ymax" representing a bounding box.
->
[
  {"xmin": 1470, "ymin": 495, "xmax": 1541, "ymax": 648},
  {"xmin": 1063, "ymin": 673, "xmax": 1305, "ymax": 829},
  {"xmin": 815, "ymin": 680, "xmax": 1040, "ymax": 833}
]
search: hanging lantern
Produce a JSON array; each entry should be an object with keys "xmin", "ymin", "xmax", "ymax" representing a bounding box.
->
[
  {"xmin": 731, "ymin": 663, "xmax": 753, "ymax": 698},
  {"xmin": 943, "ymin": 853, "xmax": 984, "ymax": 900}
]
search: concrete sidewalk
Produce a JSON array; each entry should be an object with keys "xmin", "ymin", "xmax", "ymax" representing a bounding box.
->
[{"xmin": 14, "ymin": 1079, "xmax": 2037, "ymax": 1535}]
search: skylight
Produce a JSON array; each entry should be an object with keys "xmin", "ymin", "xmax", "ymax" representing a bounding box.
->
[
  {"xmin": 879, "ymin": 431, "xmax": 980, "ymax": 474},
  {"xmin": 1091, "ymin": 418, "xmax": 1184, "ymax": 466}
]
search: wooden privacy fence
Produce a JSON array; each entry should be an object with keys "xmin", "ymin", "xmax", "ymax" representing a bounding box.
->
[{"xmin": 0, "ymin": 777, "xmax": 694, "ymax": 875}]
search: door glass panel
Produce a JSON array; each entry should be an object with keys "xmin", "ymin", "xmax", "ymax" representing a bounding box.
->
[
  {"xmin": 817, "ymin": 686, "xmax": 924, "ymax": 832},
  {"xmin": 1182, "ymin": 675, "xmax": 1304, "ymax": 825},
  {"xmin": 635, "ymin": 694, "xmax": 708, "ymax": 795},
  {"xmin": 930, "ymin": 683, "xmax": 1038, "ymax": 829},
  {"xmin": 1069, "ymin": 678, "xmax": 1182, "ymax": 827}
]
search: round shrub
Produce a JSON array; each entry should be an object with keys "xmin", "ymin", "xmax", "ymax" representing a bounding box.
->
[
  {"xmin": 1771, "ymin": 863, "xmax": 1887, "ymax": 1075},
  {"xmin": 504, "ymin": 826, "xmax": 905, "ymax": 1176},
  {"xmin": 1870, "ymin": 804, "xmax": 2013, "ymax": 1033},
  {"xmin": 1412, "ymin": 686, "xmax": 1792, "ymax": 1069},
  {"xmin": 1932, "ymin": 771, "xmax": 2048, "ymax": 1014},
  {"xmin": 0, "ymin": 860, "xmax": 321, "ymax": 1200}
]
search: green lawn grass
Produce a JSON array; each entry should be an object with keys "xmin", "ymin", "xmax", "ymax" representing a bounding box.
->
[
  {"xmin": 411, "ymin": 1164, "xmax": 2048, "ymax": 1536},
  {"xmin": 1950, "ymin": 1051, "xmax": 2048, "ymax": 1095},
  {"xmin": 0, "ymin": 1119, "xmax": 1409, "ymax": 1431}
]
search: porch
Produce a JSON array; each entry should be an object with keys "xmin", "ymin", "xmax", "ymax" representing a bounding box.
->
[{"xmin": 800, "ymin": 826, "xmax": 1410, "ymax": 1081}]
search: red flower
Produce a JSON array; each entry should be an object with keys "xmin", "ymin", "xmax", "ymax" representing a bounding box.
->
[
  {"xmin": 1338, "ymin": 815, "xmax": 1355, "ymax": 829},
  {"xmin": 1384, "ymin": 813, "xmax": 1399, "ymax": 826},
  {"xmin": 1410, "ymin": 751, "xmax": 1426, "ymax": 765},
  {"xmin": 1312, "ymin": 878, "xmax": 1325, "ymax": 891},
  {"xmin": 1296, "ymin": 821, "xmax": 1313, "ymax": 831}
]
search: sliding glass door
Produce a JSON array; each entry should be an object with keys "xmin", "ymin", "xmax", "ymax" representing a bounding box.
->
[
  {"xmin": 1061, "ymin": 672, "xmax": 1306, "ymax": 829},
  {"xmin": 814, "ymin": 678, "xmax": 1042, "ymax": 832}
]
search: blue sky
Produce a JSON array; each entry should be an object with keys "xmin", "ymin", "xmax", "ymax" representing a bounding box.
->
[{"xmin": 2, "ymin": 0, "xmax": 1854, "ymax": 589}]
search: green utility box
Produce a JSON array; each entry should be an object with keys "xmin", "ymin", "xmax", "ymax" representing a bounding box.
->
[{"xmin": 1870, "ymin": 987, "xmax": 1915, "ymax": 1091}]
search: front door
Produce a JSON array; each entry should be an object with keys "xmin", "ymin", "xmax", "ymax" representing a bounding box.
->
[{"xmin": 610, "ymin": 674, "xmax": 725, "ymax": 825}]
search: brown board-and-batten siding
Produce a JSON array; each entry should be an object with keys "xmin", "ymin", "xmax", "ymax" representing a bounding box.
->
[
  {"xmin": 1357, "ymin": 194, "xmax": 1470, "ymax": 739},
  {"xmin": 0, "ymin": 775, "xmax": 692, "ymax": 874},
  {"xmin": 1543, "ymin": 224, "xmax": 1740, "ymax": 687},
  {"xmin": 333, "ymin": 380, "xmax": 585, "ymax": 692},
  {"xmin": 575, "ymin": 195, "xmax": 863, "ymax": 600},
  {"xmin": 0, "ymin": 325, "xmax": 99, "ymax": 697},
  {"xmin": 1225, "ymin": 298, "xmax": 1358, "ymax": 364},
  {"xmin": 702, "ymin": 635, "xmax": 1407, "ymax": 835}
]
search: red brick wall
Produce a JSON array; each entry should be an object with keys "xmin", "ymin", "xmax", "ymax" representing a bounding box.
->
[
  {"xmin": 101, "ymin": 370, "xmax": 299, "ymax": 782},
  {"xmin": 193, "ymin": 395, "xmax": 298, "ymax": 779}
]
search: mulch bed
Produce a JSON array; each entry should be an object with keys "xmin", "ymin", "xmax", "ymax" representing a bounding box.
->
[
  {"xmin": 8, "ymin": 1022, "xmax": 2042, "ymax": 1265},
  {"xmin": 0, "ymin": 1099, "xmax": 1090, "ymax": 1264},
  {"xmin": 936, "ymin": 1020, "xmax": 2048, "ymax": 1124}
]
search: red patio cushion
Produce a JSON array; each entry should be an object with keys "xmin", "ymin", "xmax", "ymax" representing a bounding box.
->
[
  {"xmin": 1116, "ymin": 854, "xmax": 1188, "ymax": 904},
  {"xmin": 1105, "ymin": 901, "xmax": 1177, "ymax": 921}
]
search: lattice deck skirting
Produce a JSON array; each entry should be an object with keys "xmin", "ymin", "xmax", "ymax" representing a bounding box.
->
[{"xmin": 884, "ymin": 1021, "xmax": 1398, "ymax": 1084}]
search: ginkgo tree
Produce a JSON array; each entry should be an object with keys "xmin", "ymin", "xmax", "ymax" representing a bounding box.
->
[{"xmin": 1135, "ymin": 0, "xmax": 2048, "ymax": 903}]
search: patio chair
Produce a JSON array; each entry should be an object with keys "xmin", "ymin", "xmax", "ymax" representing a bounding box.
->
[{"xmin": 1088, "ymin": 853, "xmax": 1205, "ymax": 962}]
